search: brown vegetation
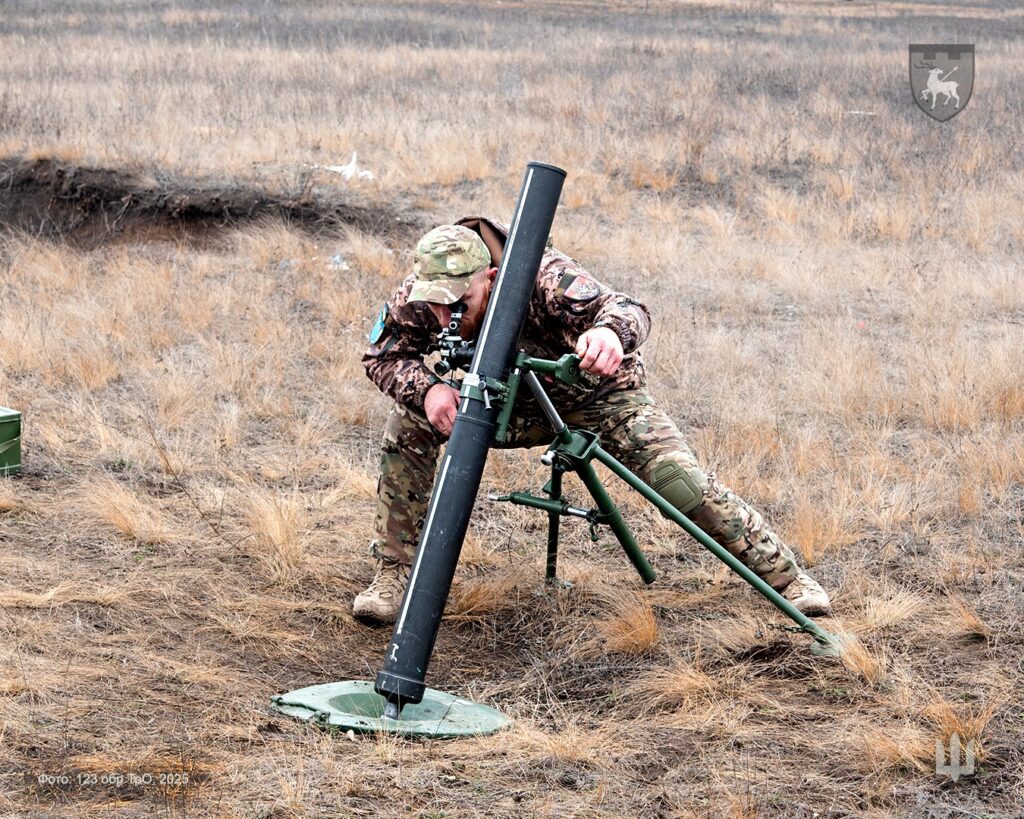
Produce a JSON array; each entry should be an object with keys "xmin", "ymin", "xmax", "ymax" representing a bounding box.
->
[{"xmin": 1, "ymin": 0, "xmax": 1022, "ymax": 816}]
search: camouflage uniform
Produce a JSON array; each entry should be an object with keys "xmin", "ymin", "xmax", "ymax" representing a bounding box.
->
[{"xmin": 362, "ymin": 216, "xmax": 801, "ymax": 591}]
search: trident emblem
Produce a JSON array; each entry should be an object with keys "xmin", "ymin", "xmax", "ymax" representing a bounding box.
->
[{"xmin": 935, "ymin": 733, "xmax": 976, "ymax": 782}]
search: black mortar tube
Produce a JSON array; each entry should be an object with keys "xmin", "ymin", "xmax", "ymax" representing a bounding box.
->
[{"xmin": 375, "ymin": 162, "xmax": 566, "ymax": 717}]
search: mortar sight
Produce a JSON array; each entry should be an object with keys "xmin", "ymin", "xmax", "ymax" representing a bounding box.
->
[{"xmin": 433, "ymin": 301, "xmax": 476, "ymax": 376}]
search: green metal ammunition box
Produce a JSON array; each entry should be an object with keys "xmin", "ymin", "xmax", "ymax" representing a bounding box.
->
[{"xmin": 0, "ymin": 407, "xmax": 21, "ymax": 476}]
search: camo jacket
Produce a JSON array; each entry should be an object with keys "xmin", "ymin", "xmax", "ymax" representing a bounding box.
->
[{"xmin": 362, "ymin": 215, "xmax": 652, "ymax": 416}]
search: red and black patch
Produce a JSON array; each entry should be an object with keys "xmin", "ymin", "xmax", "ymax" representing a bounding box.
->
[{"xmin": 557, "ymin": 271, "xmax": 602, "ymax": 303}]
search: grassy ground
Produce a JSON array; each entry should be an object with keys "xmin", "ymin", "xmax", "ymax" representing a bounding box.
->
[{"xmin": 1, "ymin": 1, "xmax": 1022, "ymax": 816}]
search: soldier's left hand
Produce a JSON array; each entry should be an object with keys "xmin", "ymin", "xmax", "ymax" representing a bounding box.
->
[{"xmin": 575, "ymin": 327, "xmax": 623, "ymax": 376}]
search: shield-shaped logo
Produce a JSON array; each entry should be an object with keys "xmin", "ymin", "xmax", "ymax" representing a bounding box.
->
[{"xmin": 909, "ymin": 44, "xmax": 974, "ymax": 122}]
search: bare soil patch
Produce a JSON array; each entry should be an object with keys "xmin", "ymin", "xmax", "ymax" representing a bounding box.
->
[{"xmin": 0, "ymin": 156, "xmax": 419, "ymax": 246}]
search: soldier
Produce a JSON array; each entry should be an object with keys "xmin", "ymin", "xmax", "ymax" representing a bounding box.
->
[{"xmin": 354, "ymin": 218, "xmax": 831, "ymax": 623}]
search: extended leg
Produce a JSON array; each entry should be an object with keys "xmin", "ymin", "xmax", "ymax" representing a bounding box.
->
[{"xmin": 566, "ymin": 390, "xmax": 829, "ymax": 613}]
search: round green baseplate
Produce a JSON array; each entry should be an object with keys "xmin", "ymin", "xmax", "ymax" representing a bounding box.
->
[{"xmin": 270, "ymin": 680, "xmax": 509, "ymax": 738}]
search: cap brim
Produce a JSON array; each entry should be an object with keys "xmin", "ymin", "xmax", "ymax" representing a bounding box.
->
[{"xmin": 407, "ymin": 277, "xmax": 472, "ymax": 304}]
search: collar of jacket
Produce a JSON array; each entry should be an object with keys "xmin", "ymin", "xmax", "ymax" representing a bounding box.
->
[{"xmin": 455, "ymin": 215, "xmax": 510, "ymax": 268}]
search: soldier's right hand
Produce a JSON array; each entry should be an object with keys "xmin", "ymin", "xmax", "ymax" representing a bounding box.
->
[{"xmin": 424, "ymin": 383, "xmax": 460, "ymax": 436}]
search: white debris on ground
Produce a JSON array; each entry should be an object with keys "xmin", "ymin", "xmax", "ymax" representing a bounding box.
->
[{"xmin": 318, "ymin": 152, "xmax": 374, "ymax": 181}]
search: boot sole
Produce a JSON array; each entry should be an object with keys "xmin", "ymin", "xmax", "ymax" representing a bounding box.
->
[{"xmin": 352, "ymin": 608, "xmax": 398, "ymax": 626}]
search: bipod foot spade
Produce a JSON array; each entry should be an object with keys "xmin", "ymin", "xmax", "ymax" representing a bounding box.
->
[
  {"xmin": 767, "ymin": 620, "xmax": 848, "ymax": 658},
  {"xmin": 271, "ymin": 680, "xmax": 509, "ymax": 738},
  {"xmin": 809, "ymin": 629, "xmax": 853, "ymax": 658}
]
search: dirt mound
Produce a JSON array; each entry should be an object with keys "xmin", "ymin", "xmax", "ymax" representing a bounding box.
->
[{"xmin": 0, "ymin": 156, "xmax": 415, "ymax": 245}]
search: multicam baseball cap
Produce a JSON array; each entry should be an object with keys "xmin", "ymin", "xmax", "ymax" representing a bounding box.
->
[{"xmin": 408, "ymin": 225, "xmax": 492, "ymax": 304}]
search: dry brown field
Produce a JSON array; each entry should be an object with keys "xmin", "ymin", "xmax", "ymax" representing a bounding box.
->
[{"xmin": 1, "ymin": 1, "xmax": 1023, "ymax": 816}]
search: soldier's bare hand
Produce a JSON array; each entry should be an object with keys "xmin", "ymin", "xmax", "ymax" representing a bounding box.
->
[
  {"xmin": 424, "ymin": 383, "xmax": 460, "ymax": 436},
  {"xmin": 575, "ymin": 327, "xmax": 624, "ymax": 376}
]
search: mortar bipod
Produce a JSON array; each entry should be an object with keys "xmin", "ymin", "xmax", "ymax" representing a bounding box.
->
[{"xmin": 486, "ymin": 353, "xmax": 846, "ymax": 658}]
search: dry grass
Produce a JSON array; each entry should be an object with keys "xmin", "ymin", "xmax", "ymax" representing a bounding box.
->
[
  {"xmin": 0, "ymin": 481, "xmax": 23, "ymax": 513},
  {"xmin": 922, "ymin": 698, "xmax": 999, "ymax": 759},
  {"xmin": 861, "ymin": 588, "xmax": 928, "ymax": 632},
  {"xmin": 448, "ymin": 569, "xmax": 530, "ymax": 618},
  {"xmin": 0, "ymin": 580, "xmax": 132, "ymax": 609},
  {"xmin": 942, "ymin": 593, "xmax": 994, "ymax": 642},
  {"xmin": 839, "ymin": 633, "xmax": 889, "ymax": 687},
  {"xmin": 587, "ymin": 587, "xmax": 659, "ymax": 656},
  {"xmin": 240, "ymin": 486, "xmax": 308, "ymax": 586},
  {"xmin": 855, "ymin": 722, "xmax": 935, "ymax": 775},
  {"xmin": 786, "ymin": 485, "xmax": 861, "ymax": 567},
  {"xmin": 0, "ymin": 0, "xmax": 1022, "ymax": 816},
  {"xmin": 509, "ymin": 718, "xmax": 616, "ymax": 767},
  {"xmin": 80, "ymin": 476, "xmax": 173, "ymax": 545},
  {"xmin": 623, "ymin": 655, "xmax": 766, "ymax": 716}
]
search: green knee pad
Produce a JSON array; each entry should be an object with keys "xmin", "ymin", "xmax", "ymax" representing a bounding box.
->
[{"xmin": 649, "ymin": 461, "xmax": 703, "ymax": 516}]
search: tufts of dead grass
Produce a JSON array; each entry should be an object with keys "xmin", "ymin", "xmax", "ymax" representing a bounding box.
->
[
  {"xmin": 0, "ymin": 482, "xmax": 25, "ymax": 514},
  {"xmin": 921, "ymin": 698, "xmax": 999, "ymax": 763},
  {"xmin": 940, "ymin": 593, "xmax": 993, "ymax": 642},
  {"xmin": 786, "ymin": 484, "xmax": 862, "ymax": 567},
  {"xmin": 838, "ymin": 633, "xmax": 888, "ymax": 687},
  {"xmin": 456, "ymin": 529, "xmax": 503, "ymax": 568},
  {"xmin": 79, "ymin": 476, "xmax": 173, "ymax": 545},
  {"xmin": 0, "ymin": 580, "xmax": 132, "ymax": 609},
  {"xmin": 860, "ymin": 588, "xmax": 928, "ymax": 633},
  {"xmin": 321, "ymin": 462, "xmax": 377, "ymax": 505},
  {"xmin": 341, "ymin": 225, "xmax": 404, "ymax": 282},
  {"xmin": 626, "ymin": 657, "xmax": 722, "ymax": 710},
  {"xmin": 0, "ymin": 678, "xmax": 31, "ymax": 697},
  {"xmin": 231, "ymin": 219, "xmax": 320, "ymax": 274},
  {"xmin": 508, "ymin": 718, "xmax": 616, "ymax": 767},
  {"xmin": 239, "ymin": 486, "xmax": 308, "ymax": 586},
  {"xmin": 61, "ymin": 337, "xmax": 122, "ymax": 392},
  {"xmin": 147, "ymin": 363, "xmax": 209, "ymax": 432},
  {"xmin": 853, "ymin": 722, "xmax": 935, "ymax": 775},
  {"xmin": 587, "ymin": 587, "xmax": 659, "ymax": 656},
  {"xmin": 447, "ymin": 568, "xmax": 528, "ymax": 620}
]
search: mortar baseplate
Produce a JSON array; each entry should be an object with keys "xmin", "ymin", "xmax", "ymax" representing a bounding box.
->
[{"xmin": 271, "ymin": 680, "xmax": 509, "ymax": 738}]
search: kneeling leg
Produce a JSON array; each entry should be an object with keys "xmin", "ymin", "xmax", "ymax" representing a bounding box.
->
[{"xmin": 594, "ymin": 392, "xmax": 800, "ymax": 590}]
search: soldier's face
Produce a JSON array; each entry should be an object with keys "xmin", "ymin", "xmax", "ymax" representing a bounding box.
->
[{"xmin": 428, "ymin": 267, "xmax": 497, "ymax": 340}]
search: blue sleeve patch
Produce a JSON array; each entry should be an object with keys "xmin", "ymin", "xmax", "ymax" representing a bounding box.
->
[{"xmin": 368, "ymin": 304, "xmax": 389, "ymax": 343}]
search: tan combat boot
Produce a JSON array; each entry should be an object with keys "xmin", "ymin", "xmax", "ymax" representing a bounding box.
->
[
  {"xmin": 782, "ymin": 570, "xmax": 832, "ymax": 617},
  {"xmin": 352, "ymin": 559, "xmax": 411, "ymax": 624}
]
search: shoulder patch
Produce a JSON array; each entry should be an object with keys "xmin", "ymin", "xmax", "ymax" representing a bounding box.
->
[
  {"xmin": 368, "ymin": 304, "xmax": 389, "ymax": 343},
  {"xmin": 562, "ymin": 274, "xmax": 602, "ymax": 303}
]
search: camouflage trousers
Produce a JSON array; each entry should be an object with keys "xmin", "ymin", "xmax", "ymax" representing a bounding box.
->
[{"xmin": 371, "ymin": 388, "xmax": 800, "ymax": 590}]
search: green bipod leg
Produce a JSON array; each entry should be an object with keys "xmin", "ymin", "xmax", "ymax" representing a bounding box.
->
[
  {"xmin": 546, "ymin": 468, "xmax": 562, "ymax": 582},
  {"xmin": 591, "ymin": 445, "xmax": 843, "ymax": 655},
  {"xmin": 575, "ymin": 459, "xmax": 657, "ymax": 585}
]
